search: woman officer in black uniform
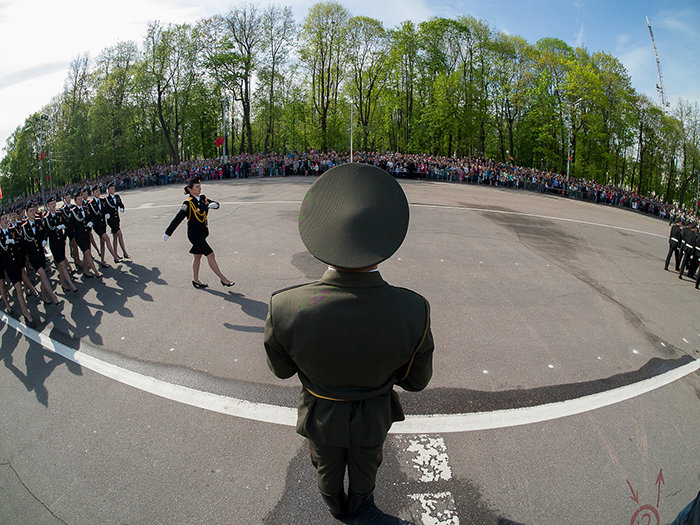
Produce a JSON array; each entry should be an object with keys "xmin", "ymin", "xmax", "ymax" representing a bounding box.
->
[
  {"xmin": 0, "ymin": 208, "xmax": 34, "ymax": 325},
  {"xmin": 70, "ymin": 190, "xmax": 102, "ymax": 279},
  {"xmin": 163, "ymin": 177, "xmax": 234, "ymax": 289}
]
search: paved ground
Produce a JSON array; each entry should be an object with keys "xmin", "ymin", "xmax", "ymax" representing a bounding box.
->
[{"xmin": 1, "ymin": 176, "xmax": 698, "ymax": 525}]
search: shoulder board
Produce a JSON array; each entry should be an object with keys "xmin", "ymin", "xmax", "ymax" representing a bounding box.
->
[{"xmin": 271, "ymin": 282, "xmax": 314, "ymax": 297}]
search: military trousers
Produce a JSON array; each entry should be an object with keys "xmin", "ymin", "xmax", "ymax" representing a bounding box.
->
[
  {"xmin": 308, "ymin": 439, "xmax": 383, "ymax": 496},
  {"xmin": 665, "ymin": 245, "xmax": 680, "ymax": 271}
]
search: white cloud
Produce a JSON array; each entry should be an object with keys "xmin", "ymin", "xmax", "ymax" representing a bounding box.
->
[
  {"xmin": 574, "ymin": 24, "xmax": 584, "ymax": 47},
  {"xmin": 616, "ymin": 34, "xmax": 630, "ymax": 48}
]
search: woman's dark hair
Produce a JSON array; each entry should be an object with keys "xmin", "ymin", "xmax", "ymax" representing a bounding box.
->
[{"xmin": 184, "ymin": 177, "xmax": 200, "ymax": 195}]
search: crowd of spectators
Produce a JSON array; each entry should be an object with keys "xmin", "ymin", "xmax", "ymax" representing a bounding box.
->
[{"xmin": 3, "ymin": 151, "xmax": 698, "ymax": 224}]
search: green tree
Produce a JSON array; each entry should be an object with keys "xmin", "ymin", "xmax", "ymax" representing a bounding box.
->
[{"xmin": 299, "ymin": 2, "xmax": 350, "ymax": 151}]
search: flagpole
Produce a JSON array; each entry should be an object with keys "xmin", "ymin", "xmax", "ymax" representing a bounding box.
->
[
  {"xmin": 350, "ymin": 101, "xmax": 353, "ymax": 163},
  {"xmin": 39, "ymin": 114, "xmax": 47, "ymax": 204}
]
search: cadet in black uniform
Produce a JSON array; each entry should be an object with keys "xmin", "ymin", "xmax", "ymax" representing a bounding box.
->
[
  {"xmin": 678, "ymin": 223, "xmax": 697, "ymax": 280},
  {"xmin": 44, "ymin": 196, "xmax": 78, "ymax": 293},
  {"xmin": 8, "ymin": 205, "xmax": 38, "ymax": 298},
  {"xmin": 105, "ymin": 181, "xmax": 130, "ymax": 259},
  {"xmin": 163, "ymin": 177, "xmax": 234, "ymax": 289},
  {"xmin": 62, "ymin": 192, "xmax": 81, "ymax": 271},
  {"xmin": 665, "ymin": 217, "xmax": 683, "ymax": 271},
  {"xmin": 0, "ymin": 217, "xmax": 12, "ymax": 313},
  {"xmin": 88, "ymin": 185, "xmax": 121, "ymax": 267},
  {"xmin": 0, "ymin": 208, "xmax": 34, "ymax": 325},
  {"xmin": 70, "ymin": 191, "xmax": 102, "ymax": 279},
  {"xmin": 21, "ymin": 201, "xmax": 60, "ymax": 305}
]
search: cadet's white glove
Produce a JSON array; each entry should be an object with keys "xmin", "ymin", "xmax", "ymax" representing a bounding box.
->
[
  {"xmin": 163, "ymin": 234, "xmax": 169, "ymax": 241},
  {"xmin": 57, "ymin": 224, "xmax": 66, "ymax": 230},
  {"xmin": 6, "ymin": 238, "xmax": 15, "ymax": 244},
  {"xmin": 105, "ymin": 213, "xmax": 110, "ymax": 219},
  {"xmin": 87, "ymin": 221, "xmax": 93, "ymax": 228},
  {"xmin": 208, "ymin": 202, "xmax": 219, "ymax": 209},
  {"xmin": 119, "ymin": 208, "xmax": 124, "ymax": 213},
  {"xmin": 42, "ymin": 240, "xmax": 47, "ymax": 247}
]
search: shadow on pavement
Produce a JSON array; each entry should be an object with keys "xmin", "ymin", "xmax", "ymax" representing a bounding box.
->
[{"xmin": 1, "ymin": 325, "xmax": 82, "ymax": 407}]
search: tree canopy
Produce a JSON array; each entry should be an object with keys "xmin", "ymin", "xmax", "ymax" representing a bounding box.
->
[{"xmin": 1, "ymin": 1, "xmax": 698, "ymax": 210}]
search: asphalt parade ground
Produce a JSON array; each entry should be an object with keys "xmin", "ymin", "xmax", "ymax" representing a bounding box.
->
[{"xmin": 1, "ymin": 176, "xmax": 698, "ymax": 525}]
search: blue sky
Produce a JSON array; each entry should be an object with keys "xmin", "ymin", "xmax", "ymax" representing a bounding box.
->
[{"xmin": 1, "ymin": 0, "xmax": 698, "ymax": 160}]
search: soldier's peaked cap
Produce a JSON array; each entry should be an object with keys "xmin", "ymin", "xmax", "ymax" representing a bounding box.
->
[{"xmin": 298, "ymin": 163, "xmax": 409, "ymax": 269}]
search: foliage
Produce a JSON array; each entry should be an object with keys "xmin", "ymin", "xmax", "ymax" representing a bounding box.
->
[{"xmin": 1, "ymin": 3, "xmax": 698, "ymax": 211}]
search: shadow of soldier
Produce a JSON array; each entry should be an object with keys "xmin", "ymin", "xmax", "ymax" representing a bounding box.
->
[
  {"xmin": 263, "ymin": 441, "xmax": 418, "ymax": 525},
  {"xmin": 203, "ymin": 289, "xmax": 269, "ymax": 322},
  {"xmin": 1, "ymin": 326, "xmax": 82, "ymax": 407},
  {"xmin": 54, "ymin": 262, "xmax": 166, "ymax": 345}
]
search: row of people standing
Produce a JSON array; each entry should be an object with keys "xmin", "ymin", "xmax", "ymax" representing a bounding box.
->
[
  {"xmin": 665, "ymin": 217, "xmax": 700, "ymax": 289},
  {"xmin": 0, "ymin": 183, "xmax": 130, "ymax": 326}
]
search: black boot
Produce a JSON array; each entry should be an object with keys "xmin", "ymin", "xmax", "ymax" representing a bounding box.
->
[
  {"xmin": 347, "ymin": 491, "xmax": 374, "ymax": 518},
  {"xmin": 320, "ymin": 491, "xmax": 346, "ymax": 519}
]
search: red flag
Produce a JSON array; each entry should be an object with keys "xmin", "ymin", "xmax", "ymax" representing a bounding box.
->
[
  {"xmin": 39, "ymin": 151, "xmax": 46, "ymax": 160},
  {"xmin": 0, "ymin": 181, "xmax": 3, "ymax": 199},
  {"xmin": 215, "ymin": 137, "xmax": 224, "ymax": 147}
]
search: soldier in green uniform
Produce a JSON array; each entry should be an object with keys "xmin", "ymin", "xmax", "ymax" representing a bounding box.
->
[{"xmin": 264, "ymin": 163, "xmax": 434, "ymax": 520}]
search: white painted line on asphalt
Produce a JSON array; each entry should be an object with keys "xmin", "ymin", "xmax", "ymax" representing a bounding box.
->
[
  {"xmin": 392, "ymin": 358, "xmax": 700, "ymax": 434},
  {"xmin": 0, "ymin": 313, "xmax": 295, "ymax": 426},
  {"xmin": 2, "ymin": 312, "xmax": 698, "ymax": 433},
  {"xmin": 404, "ymin": 436, "xmax": 452, "ymax": 482},
  {"xmin": 408, "ymin": 492, "xmax": 460, "ymax": 525}
]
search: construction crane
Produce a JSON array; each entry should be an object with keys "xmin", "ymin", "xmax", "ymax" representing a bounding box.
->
[{"xmin": 646, "ymin": 16, "xmax": 668, "ymax": 113}]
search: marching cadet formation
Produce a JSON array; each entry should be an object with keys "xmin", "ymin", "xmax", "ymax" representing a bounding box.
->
[
  {"xmin": 665, "ymin": 214, "xmax": 700, "ymax": 289},
  {"xmin": 0, "ymin": 182, "xmax": 129, "ymax": 327}
]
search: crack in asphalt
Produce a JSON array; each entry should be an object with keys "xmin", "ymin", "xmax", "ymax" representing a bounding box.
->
[{"xmin": 2, "ymin": 460, "xmax": 68, "ymax": 525}]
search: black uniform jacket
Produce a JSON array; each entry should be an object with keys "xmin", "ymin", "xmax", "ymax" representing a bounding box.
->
[
  {"xmin": 20, "ymin": 218, "xmax": 48, "ymax": 261},
  {"xmin": 165, "ymin": 195, "xmax": 211, "ymax": 241},
  {"xmin": 44, "ymin": 211, "xmax": 68, "ymax": 245},
  {"xmin": 264, "ymin": 269, "xmax": 434, "ymax": 447},
  {"xmin": 680, "ymin": 227, "xmax": 695, "ymax": 254},
  {"xmin": 0, "ymin": 225, "xmax": 24, "ymax": 269},
  {"xmin": 88, "ymin": 197, "xmax": 108, "ymax": 234},
  {"xmin": 69, "ymin": 205, "xmax": 92, "ymax": 240},
  {"xmin": 669, "ymin": 224, "xmax": 682, "ymax": 248},
  {"xmin": 105, "ymin": 193, "xmax": 125, "ymax": 228}
]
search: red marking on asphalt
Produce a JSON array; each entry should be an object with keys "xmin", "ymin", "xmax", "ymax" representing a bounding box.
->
[
  {"xmin": 655, "ymin": 469, "xmax": 664, "ymax": 510},
  {"xmin": 627, "ymin": 478, "xmax": 639, "ymax": 504}
]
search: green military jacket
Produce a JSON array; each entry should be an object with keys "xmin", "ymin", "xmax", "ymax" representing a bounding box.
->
[{"xmin": 264, "ymin": 269, "xmax": 434, "ymax": 447}]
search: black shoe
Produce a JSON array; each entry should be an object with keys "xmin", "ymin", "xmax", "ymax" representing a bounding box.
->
[
  {"xmin": 320, "ymin": 491, "xmax": 346, "ymax": 519},
  {"xmin": 192, "ymin": 281, "xmax": 209, "ymax": 289},
  {"xmin": 347, "ymin": 491, "xmax": 373, "ymax": 518},
  {"xmin": 220, "ymin": 280, "xmax": 235, "ymax": 287}
]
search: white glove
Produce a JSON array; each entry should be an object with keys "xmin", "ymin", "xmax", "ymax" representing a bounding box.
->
[
  {"xmin": 208, "ymin": 202, "xmax": 219, "ymax": 209},
  {"xmin": 105, "ymin": 213, "xmax": 110, "ymax": 219},
  {"xmin": 119, "ymin": 208, "xmax": 124, "ymax": 213},
  {"xmin": 87, "ymin": 222, "xmax": 93, "ymax": 228},
  {"xmin": 42, "ymin": 240, "xmax": 47, "ymax": 247},
  {"xmin": 57, "ymin": 224, "xmax": 66, "ymax": 230},
  {"xmin": 163, "ymin": 234, "xmax": 169, "ymax": 241},
  {"xmin": 6, "ymin": 238, "xmax": 15, "ymax": 244}
]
